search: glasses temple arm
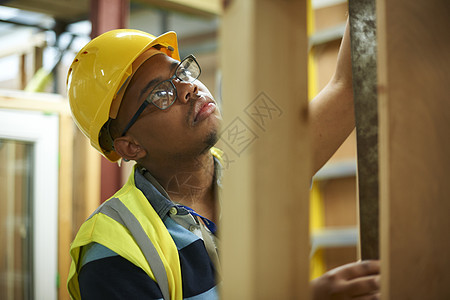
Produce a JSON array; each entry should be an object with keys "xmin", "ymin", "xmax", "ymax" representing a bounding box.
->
[{"xmin": 121, "ymin": 101, "xmax": 150, "ymax": 136}]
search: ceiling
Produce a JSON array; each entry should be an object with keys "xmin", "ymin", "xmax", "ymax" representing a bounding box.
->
[
  {"xmin": 0, "ymin": 1, "xmax": 219, "ymax": 88},
  {"xmin": 1, "ymin": 0, "xmax": 89, "ymax": 22}
]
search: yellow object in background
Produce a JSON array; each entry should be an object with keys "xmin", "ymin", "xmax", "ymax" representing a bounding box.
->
[
  {"xmin": 25, "ymin": 68, "xmax": 53, "ymax": 92},
  {"xmin": 310, "ymin": 182, "xmax": 326, "ymax": 279}
]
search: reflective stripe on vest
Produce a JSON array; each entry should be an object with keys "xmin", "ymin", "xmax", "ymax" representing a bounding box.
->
[
  {"xmin": 67, "ymin": 168, "xmax": 182, "ymax": 300},
  {"xmin": 90, "ymin": 198, "xmax": 170, "ymax": 300}
]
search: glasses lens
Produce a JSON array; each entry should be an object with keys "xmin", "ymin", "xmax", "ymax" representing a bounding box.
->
[
  {"xmin": 150, "ymin": 81, "xmax": 176, "ymax": 109},
  {"xmin": 176, "ymin": 56, "xmax": 200, "ymax": 82}
]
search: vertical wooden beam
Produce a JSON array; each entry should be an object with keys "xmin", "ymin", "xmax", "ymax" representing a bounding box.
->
[
  {"xmin": 220, "ymin": 0, "xmax": 310, "ymax": 298},
  {"xmin": 19, "ymin": 54, "xmax": 27, "ymax": 90},
  {"xmin": 377, "ymin": 0, "xmax": 450, "ymax": 298},
  {"xmin": 348, "ymin": 0, "xmax": 379, "ymax": 260},
  {"xmin": 72, "ymin": 130, "xmax": 101, "ymax": 235},
  {"xmin": 33, "ymin": 46, "xmax": 44, "ymax": 74},
  {"xmin": 90, "ymin": 0, "xmax": 129, "ymax": 38},
  {"xmin": 100, "ymin": 158, "xmax": 122, "ymax": 202},
  {"xmin": 58, "ymin": 114, "xmax": 74, "ymax": 300}
]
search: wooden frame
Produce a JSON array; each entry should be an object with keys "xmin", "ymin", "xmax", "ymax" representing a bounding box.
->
[
  {"xmin": 220, "ymin": 1, "xmax": 310, "ymax": 298},
  {"xmin": 0, "ymin": 90, "xmax": 101, "ymax": 300},
  {"xmin": 0, "ymin": 103, "xmax": 59, "ymax": 299},
  {"xmin": 377, "ymin": 0, "xmax": 450, "ymax": 298}
]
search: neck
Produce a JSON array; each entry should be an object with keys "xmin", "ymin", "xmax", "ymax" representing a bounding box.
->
[{"xmin": 140, "ymin": 150, "xmax": 217, "ymax": 221}]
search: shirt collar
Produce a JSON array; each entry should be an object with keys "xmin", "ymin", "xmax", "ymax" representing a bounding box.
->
[
  {"xmin": 134, "ymin": 155, "xmax": 223, "ymax": 220},
  {"xmin": 134, "ymin": 167, "xmax": 175, "ymax": 219}
]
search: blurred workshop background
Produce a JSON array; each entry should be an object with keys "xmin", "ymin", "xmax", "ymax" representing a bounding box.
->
[{"xmin": 0, "ymin": 0, "xmax": 356, "ymax": 299}]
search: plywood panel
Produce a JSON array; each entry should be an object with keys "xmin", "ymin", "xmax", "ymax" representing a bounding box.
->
[
  {"xmin": 220, "ymin": 0, "xmax": 310, "ymax": 298},
  {"xmin": 377, "ymin": 0, "xmax": 450, "ymax": 298}
]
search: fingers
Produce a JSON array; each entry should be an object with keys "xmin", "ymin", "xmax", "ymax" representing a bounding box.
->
[
  {"xmin": 310, "ymin": 260, "xmax": 381, "ymax": 300},
  {"xmin": 345, "ymin": 274, "xmax": 380, "ymax": 297},
  {"xmin": 329, "ymin": 260, "xmax": 380, "ymax": 280},
  {"xmin": 353, "ymin": 292, "xmax": 380, "ymax": 300}
]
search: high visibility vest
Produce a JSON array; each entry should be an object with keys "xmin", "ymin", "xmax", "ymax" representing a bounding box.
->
[
  {"xmin": 67, "ymin": 168, "xmax": 182, "ymax": 300},
  {"xmin": 67, "ymin": 147, "xmax": 224, "ymax": 300}
]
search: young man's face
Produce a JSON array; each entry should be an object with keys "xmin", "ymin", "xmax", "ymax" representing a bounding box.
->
[{"xmin": 117, "ymin": 53, "xmax": 222, "ymax": 160}]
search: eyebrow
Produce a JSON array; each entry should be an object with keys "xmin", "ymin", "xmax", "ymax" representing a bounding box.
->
[{"xmin": 139, "ymin": 60, "xmax": 180, "ymax": 101}]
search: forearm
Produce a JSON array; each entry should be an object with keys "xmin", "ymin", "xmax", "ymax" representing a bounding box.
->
[
  {"xmin": 310, "ymin": 82, "xmax": 354, "ymax": 175},
  {"xmin": 310, "ymin": 19, "xmax": 354, "ymax": 176}
]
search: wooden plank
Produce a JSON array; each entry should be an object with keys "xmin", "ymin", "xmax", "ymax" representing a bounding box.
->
[
  {"xmin": 220, "ymin": 0, "xmax": 310, "ymax": 298},
  {"xmin": 348, "ymin": 0, "xmax": 379, "ymax": 260},
  {"xmin": 0, "ymin": 90, "xmax": 69, "ymax": 114},
  {"xmin": 377, "ymin": 0, "xmax": 450, "ymax": 298},
  {"xmin": 58, "ymin": 114, "xmax": 74, "ymax": 300},
  {"xmin": 19, "ymin": 55, "xmax": 27, "ymax": 90}
]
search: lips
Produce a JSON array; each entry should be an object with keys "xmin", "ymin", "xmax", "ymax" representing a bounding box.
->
[{"xmin": 193, "ymin": 98, "xmax": 216, "ymax": 124}]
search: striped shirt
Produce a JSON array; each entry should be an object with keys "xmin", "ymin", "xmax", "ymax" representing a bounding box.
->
[{"xmin": 78, "ymin": 160, "xmax": 221, "ymax": 299}]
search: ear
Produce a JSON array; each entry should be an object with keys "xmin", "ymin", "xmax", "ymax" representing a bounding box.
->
[{"xmin": 113, "ymin": 136, "xmax": 147, "ymax": 161}]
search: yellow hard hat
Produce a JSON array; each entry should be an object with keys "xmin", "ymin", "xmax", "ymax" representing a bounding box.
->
[{"xmin": 67, "ymin": 29, "xmax": 180, "ymax": 162}]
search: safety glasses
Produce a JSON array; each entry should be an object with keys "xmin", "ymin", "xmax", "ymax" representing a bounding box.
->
[{"xmin": 121, "ymin": 54, "xmax": 201, "ymax": 136}]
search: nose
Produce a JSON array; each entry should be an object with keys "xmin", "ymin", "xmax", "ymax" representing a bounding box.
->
[{"xmin": 174, "ymin": 80, "xmax": 198, "ymax": 103}]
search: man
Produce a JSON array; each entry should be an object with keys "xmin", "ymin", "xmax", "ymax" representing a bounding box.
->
[{"xmin": 67, "ymin": 20, "xmax": 379, "ymax": 299}]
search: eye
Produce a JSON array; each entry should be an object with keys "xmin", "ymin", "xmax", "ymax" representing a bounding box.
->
[
  {"xmin": 151, "ymin": 83, "xmax": 176, "ymax": 109},
  {"xmin": 176, "ymin": 56, "xmax": 200, "ymax": 82},
  {"xmin": 154, "ymin": 90, "xmax": 168, "ymax": 98},
  {"xmin": 177, "ymin": 67, "xmax": 193, "ymax": 81},
  {"xmin": 150, "ymin": 81, "xmax": 171, "ymax": 100}
]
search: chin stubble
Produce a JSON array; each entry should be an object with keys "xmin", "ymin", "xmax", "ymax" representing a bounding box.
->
[{"xmin": 200, "ymin": 130, "xmax": 219, "ymax": 154}]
